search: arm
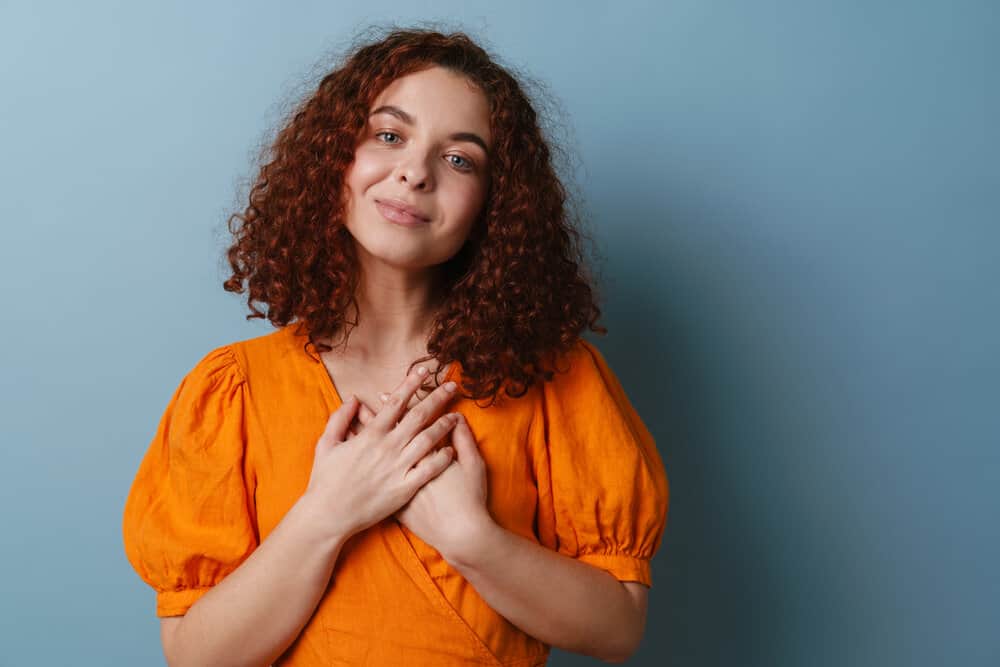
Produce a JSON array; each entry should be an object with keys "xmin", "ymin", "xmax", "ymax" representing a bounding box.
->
[
  {"xmin": 160, "ymin": 495, "xmax": 346, "ymax": 667},
  {"xmin": 443, "ymin": 519, "xmax": 649, "ymax": 664}
]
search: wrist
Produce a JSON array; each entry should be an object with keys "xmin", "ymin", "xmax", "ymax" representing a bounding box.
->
[
  {"xmin": 290, "ymin": 493, "xmax": 353, "ymax": 556},
  {"xmin": 441, "ymin": 512, "xmax": 502, "ymax": 570}
]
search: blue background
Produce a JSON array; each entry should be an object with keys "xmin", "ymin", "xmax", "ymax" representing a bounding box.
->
[{"xmin": 1, "ymin": 1, "xmax": 996, "ymax": 665}]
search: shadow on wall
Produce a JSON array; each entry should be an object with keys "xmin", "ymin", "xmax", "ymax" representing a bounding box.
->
[{"xmin": 548, "ymin": 179, "xmax": 883, "ymax": 666}]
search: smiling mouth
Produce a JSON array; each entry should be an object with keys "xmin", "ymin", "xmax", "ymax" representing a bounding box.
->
[{"xmin": 375, "ymin": 200, "xmax": 430, "ymax": 226}]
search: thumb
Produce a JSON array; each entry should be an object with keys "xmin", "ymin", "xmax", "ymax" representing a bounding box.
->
[
  {"xmin": 320, "ymin": 395, "xmax": 360, "ymax": 446},
  {"xmin": 450, "ymin": 414, "xmax": 480, "ymax": 465}
]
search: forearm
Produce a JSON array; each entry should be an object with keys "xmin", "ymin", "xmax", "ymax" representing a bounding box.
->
[
  {"xmin": 167, "ymin": 496, "xmax": 347, "ymax": 667},
  {"xmin": 443, "ymin": 520, "xmax": 642, "ymax": 663}
]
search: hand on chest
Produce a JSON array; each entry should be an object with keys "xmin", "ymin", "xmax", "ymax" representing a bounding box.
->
[{"xmin": 321, "ymin": 354, "xmax": 445, "ymax": 413}]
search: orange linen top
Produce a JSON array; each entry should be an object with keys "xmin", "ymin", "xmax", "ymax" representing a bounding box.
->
[{"xmin": 122, "ymin": 324, "xmax": 669, "ymax": 666}]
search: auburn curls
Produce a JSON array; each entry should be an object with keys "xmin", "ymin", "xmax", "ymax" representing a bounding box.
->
[{"xmin": 223, "ymin": 26, "xmax": 606, "ymax": 407}]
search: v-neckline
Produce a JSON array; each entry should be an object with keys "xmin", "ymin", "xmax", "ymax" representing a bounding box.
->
[
  {"xmin": 284, "ymin": 326, "xmax": 497, "ymax": 664},
  {"xmin": 316, "ymin": 359, "xmax": 458, "ymax": 409},
  {"xmin": 297, "ymin": 328, "xmax": 460, "ymax": 409}
]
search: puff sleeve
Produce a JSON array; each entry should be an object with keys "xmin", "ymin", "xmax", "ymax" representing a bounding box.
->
[
  {"xmin": 122, "ymin": 345, "xmax": 258, "ymax": 617},
  {"xmin": 531, "ymin": 339, "xmax": 669, "ymax": 587}
]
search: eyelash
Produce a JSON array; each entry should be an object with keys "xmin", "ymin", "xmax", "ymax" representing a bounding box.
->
[{"xmin": 374, "ymin": 131, "xmax": 475, "ymax": 172}]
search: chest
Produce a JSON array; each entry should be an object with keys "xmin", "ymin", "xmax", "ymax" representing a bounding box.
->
[
  {"xmin": 318, "ymin": 352, "xmax": 446, "ymax": 413},
  {"xmin": 247, "ymin": 356, "xmax": 543, "ymax": 554},
  {"xmin": 322, "ymin": 357, "xmax": 387, "ymax": 411}
]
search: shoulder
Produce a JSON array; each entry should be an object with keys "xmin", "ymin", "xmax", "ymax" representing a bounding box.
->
[
  {"xmin": 542, "ymin": 337, "xmax": 616, "ymax": 395},
  {"xmin": 191, "ymin": 323, "xmax": 304, "ymax": 383},
  {"xmin": 183, "ymin": 344, "xmax": 245, "ymax": 387},
  {"xmin": 536, "ymin": 337, "xmax": 651, "ymax": 442}
]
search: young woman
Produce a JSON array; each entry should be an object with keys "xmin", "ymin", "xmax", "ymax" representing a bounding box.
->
[{"xmin": 123, "ymin": 27, "xmax": 669, "ymax": 666}]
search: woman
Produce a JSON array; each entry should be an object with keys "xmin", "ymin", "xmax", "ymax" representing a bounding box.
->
[{"xmin": 123, "ymin": 27, "xmax": 669, "ymax": 666}]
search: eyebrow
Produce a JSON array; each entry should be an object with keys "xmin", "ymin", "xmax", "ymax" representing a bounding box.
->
[{"xmin": 369, "ymin": 105, "xmax": 490, "ymax": 155}]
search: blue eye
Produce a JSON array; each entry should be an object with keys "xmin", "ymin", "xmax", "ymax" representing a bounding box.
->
[
  {"xmin": 376, "ymin": 132, "xmax": 474, "ymax": 173},
  {"xmin": 448, "ymin": 155, "xmax": 473, "ymax": 172}
]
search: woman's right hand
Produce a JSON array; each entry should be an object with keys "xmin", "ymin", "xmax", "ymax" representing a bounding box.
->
[{"xmin": 300, "ymin": 366, "xmax": 462, "ymax": 543}]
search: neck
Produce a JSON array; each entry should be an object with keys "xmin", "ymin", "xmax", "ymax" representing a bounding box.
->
[{"xmin": 330, "ymin": 251, "xmax": 446, "ymax": 366}]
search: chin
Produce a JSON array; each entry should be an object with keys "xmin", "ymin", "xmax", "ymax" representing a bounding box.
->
[
  {"xmin": 348, "ymin": 223, "xmax": 463, "ymax": 268},
  {"xmin": 354, "ymin": 238, "xmax": 433, "ymax": 269}
]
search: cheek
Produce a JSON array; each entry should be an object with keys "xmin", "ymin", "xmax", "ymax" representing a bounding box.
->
[
  {"xmin": 461, "ymin": 184, "xmax": 488, "ymax": 225},
  {"xmin": 346, "ymin": 148, "xmax": 389, "ymax": 189},
  {"xmin": 447, "ymin": 179, "xmax": 488, "ymax": 216}
]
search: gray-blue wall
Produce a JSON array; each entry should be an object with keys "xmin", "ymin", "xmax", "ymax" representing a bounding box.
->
[{"xmin": 2, "ymin": 1, "xmax": 996, "ymax": 665}]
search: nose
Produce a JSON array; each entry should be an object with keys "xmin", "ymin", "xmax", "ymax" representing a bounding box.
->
[{"xmin": 395, "ymin": 150, "xmax": 433, "ymax": 190}]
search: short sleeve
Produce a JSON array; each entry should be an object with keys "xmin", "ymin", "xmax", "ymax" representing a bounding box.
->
[
  {"xmin": 531, "ymin": 339, "xmax": 669, "ymax": 587},
  {"xmin": 122, "ymin": 345, "xmax": 258, "ymax": 617}
]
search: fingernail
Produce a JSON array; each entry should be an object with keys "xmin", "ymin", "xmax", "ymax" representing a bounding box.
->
[
  {"xmin": 444, "ymin": 381, "xmax": 457, "ymax": 392},
  {"xmin": 379, "ymin": 393, "xmax": 389, "ymax": 402},
  {"xmin": 417, "ymin": 366, "xmax": 428, "ymax": 376}
]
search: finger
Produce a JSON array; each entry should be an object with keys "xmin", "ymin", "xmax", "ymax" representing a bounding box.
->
[
  {"xmin": 389, "ymin": 371, "xmax": 412, "ymax": 396},
  {"xmin": 374, "ymin": 366, "xmax": 432, "ymax": 432},
  {"xmin": 381, "ymin": 367, "xmax": 425, "ymax": 405},
  {"xmin": 450, "ymin": 414, "xmax": 481, "ymax": 465},
  {"xmin": 350, "ymin": 406, "xmax": 369, "ymax": 433},
  {"xmin": 368, "ymin": 370, "xmax": 434, "ymax": 423},
  {"xmin": 407, "ymin": 390, "xmax": 424, "ymax": 410},
  {"xmin": 378, "ymin": 390, "xmax": 421, "ymax": 415},
  {"xmin": 394, "ymin": 379, "xmax": 460, "ymax": 443},
  {"xmin": 404, "ymin": 444, "xmax": 455, "ymax": 488},
  {"xmin": 400, "ymin": 413, "xmax": 460, "ymax": 469},
  {"xmin": 358, "ymin": 401, "xmax": 376, "ymax": 426},
  {"xmin": 385, "ymin": 365, "xmax": 438, "ymax": 407},
  {"xmin": 320, "ymin": 395, "xmax": 360, "ymax": 445}
]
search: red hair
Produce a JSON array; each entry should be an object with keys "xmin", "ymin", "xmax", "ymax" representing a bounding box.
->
[{"xmin": 223, "ymin": 26, "xmax": 606, "ymax": 406}]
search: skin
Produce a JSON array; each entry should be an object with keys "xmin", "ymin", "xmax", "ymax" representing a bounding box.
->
[
  {"xmin": 161, "ymin": 64, "xmax": 647, "ymax": 663},
  {"xmin": 337, "ymin": 67, "xmax": 648, "ymax": 656},
  {"xmin": 347, "ymin": 375, "xmax": 649, "ymax": 662},
  {"xmin": 331, "ymin": 64, "xmax": 493, "ymax": 366}
]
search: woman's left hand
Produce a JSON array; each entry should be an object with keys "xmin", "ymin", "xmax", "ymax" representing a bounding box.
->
[{"xmin": 353, "ymin": 391, "xmax": 493, "ymax": 562}]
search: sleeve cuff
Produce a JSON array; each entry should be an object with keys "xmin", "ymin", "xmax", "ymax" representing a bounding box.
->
[
  {"xmin": 576, "ymin": 553, "xmax": 652, "ymax": 586},
  {"xmin": 156, "ymin": 586, "xmax": 213, "ymax": 617}
]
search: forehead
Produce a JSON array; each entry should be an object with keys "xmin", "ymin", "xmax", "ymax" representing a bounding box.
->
[{"xmin": 370, "ymin": 66, "xmax": 491, "ymax": 145}]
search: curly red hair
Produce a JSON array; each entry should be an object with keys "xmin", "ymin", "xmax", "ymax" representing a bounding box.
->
[{"xmin": 223, "ymin": 26, "xmax": 606, "ymax": 407}]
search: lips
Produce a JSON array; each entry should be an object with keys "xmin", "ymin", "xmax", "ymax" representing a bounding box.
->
[{"xmin": 375, "ymin": 198, "xmax": 430, "ymax": 225}]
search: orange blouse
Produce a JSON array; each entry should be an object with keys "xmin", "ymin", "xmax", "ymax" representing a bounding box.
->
[{"xmin": 122, "ymin": 324, "xmax": 669, "ymax": 665}]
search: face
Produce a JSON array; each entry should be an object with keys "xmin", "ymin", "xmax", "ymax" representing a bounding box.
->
[{"xmin": 341, "ymin": 65, "xmax": 492, "ymax": 270}]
